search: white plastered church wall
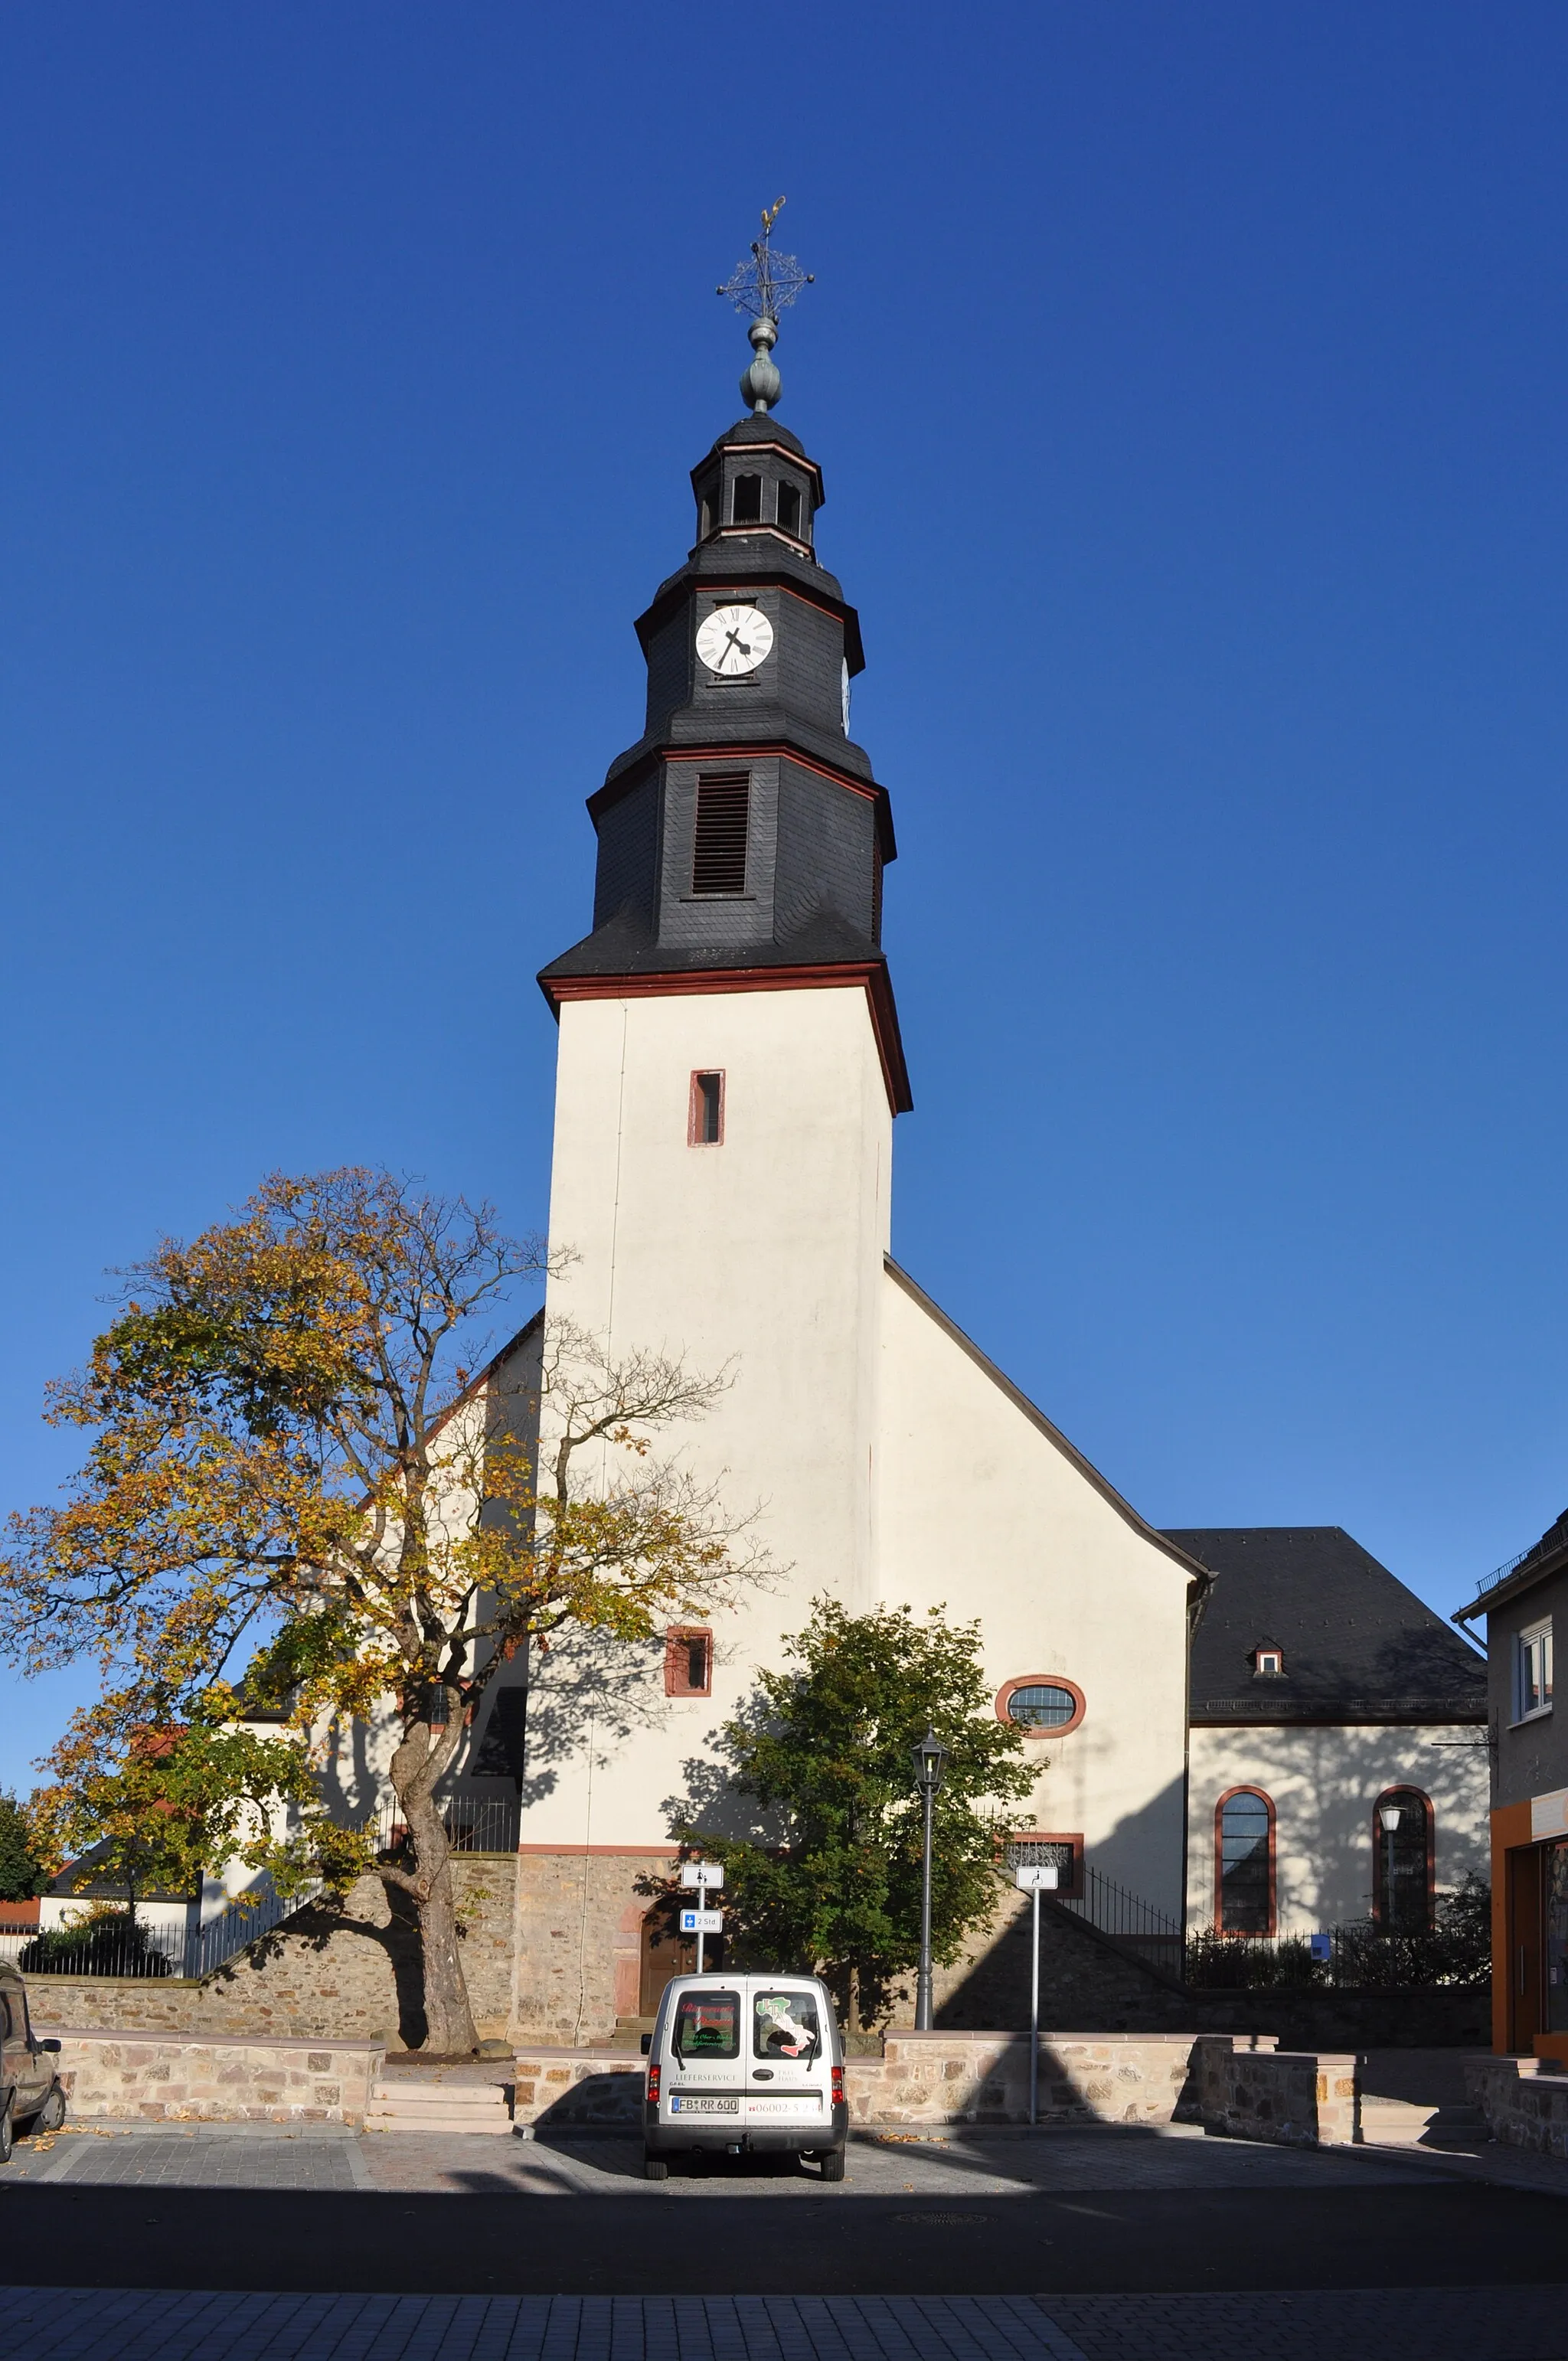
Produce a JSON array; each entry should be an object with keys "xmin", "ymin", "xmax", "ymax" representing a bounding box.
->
[
  {"xmin": 874, "ymin": 1267, "xmax": 1194, "ymax": 1921},
  {"xmin": 1185, "ymin": 1722, "xmax": 1490, "ymax": 1934},
  {"xmin": 518, "ymin": 980, "xmax": 892, "ymax": 1850}
]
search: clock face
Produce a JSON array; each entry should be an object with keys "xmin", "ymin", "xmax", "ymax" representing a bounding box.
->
[
  {"xmin": 697, "ymin": 604, "xmax": 773, "ymax": 678},
  {"xmin": 841, "ymin": 658, "xmax": 851, "ymax": 733}
]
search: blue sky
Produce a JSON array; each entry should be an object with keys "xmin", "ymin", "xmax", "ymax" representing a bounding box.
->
[{"xmin": 3, "ymin": 2, "xmax": 1562, "ymax": 1792}]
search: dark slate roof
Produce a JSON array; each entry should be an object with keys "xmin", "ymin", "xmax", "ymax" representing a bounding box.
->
[
  {"xmin": 1168, "ymin": 1526, "xmax": 1488, "ymax": 1724},
  {"xmin": 537, "ymin": 905, "xmax": 884, "ymax": 984}
]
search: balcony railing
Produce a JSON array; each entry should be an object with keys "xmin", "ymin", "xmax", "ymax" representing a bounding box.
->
[{"xmin": 374, "ymin": 1793, "xmax": 521, "ymax": 1857}]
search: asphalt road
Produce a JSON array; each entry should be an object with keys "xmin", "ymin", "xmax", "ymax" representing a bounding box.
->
[{"xmin": 5, "ymin": 2178, "xmax": 1566, "ymax": 2296}]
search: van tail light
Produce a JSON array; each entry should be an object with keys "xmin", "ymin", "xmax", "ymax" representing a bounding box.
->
[
  {"xmin": 647, "ymin": 2063, "xmax": 661, "ymax": 2103},
  {"xmin": 831, "ymin": 2065, "xmax": 844, "ymax": 2105}
]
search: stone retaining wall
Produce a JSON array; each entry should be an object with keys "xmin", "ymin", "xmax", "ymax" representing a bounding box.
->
[
  {"xmin": 43, "ymin": 2030, "xmax": 384, "ymax": 2126},
  {"xmin": 20, "ymin": 1861, "xmax": 517, "ymax": 2049},
  {"xmin": 1467, "ymin": 2056, "xmax": 1568, "ymax": 2159},
  {"xmin": 848, "ymin": 2030, "xmax": 1200, "ymax": 2128},
  {"xmin": 1187, "ymin": 2036, "xmax": 1356, "ymax": 2147}
]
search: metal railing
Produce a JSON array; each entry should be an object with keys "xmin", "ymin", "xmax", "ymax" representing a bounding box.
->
[
  {"xmin": 0, "ymin": 1879, "xmax": 321, "ymax": 1982},
  {"xmin": 374, "ymin": 1793, "xmax": 520, "ymax": 1856},
  {"xmin": 1471, "ymin": 1519, "xmax": 1568, "ymax": 1603},
  {"xmin": 1058, "ymin": 1866, "xmax": 1185, "ymax": 1973}
]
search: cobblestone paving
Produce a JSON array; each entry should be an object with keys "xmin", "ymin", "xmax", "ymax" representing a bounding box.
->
[
  {"xmin": 8, "ymin": 2284, "xmax": 1568, "ymax": 2361},
  {"xmin": 1, "ymin": 2123, "xmax": 1439, "ymax": 2196}
]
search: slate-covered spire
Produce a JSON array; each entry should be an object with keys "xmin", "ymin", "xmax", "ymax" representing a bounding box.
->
[{"xmin": 539, "ymin": 224, "xmax": 909, "ymax": 1111}]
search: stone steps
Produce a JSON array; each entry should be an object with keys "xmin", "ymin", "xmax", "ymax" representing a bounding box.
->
[
  {"xmin": 1358, "ymin": 2097, "xmax": 1486, "ymax": 2148},
  {"xmin": 365, "ymin": 2076, "xmax": 514, "ymax": 2135}
]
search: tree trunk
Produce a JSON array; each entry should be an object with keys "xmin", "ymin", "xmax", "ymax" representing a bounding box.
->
[{"xmin": 389, "ymin": 1734, "xmax": 479, "ymax": 2056}]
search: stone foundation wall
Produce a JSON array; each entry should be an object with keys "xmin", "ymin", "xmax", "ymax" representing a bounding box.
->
[
  {"xmin": 45, "ymin": 2031, "xmax": 384, "ymax": 2125},
  {"xmin": 1187, "ymin": 2036, "xmax": 1356, "ymax": 2147},
  {"xmin": 848, "ymin": 2030, "xmax": 1199, "ymax": 2128},
  {"xmin": 23, "ymin": 1861, "xmax": 518, "ymax": 2049},
  {"xmin": 508, "ymin": 1850, "xmax": 678, "ymax": 2046},
  {"xmin": 1467, "ymin": 2056, "xmax": 1568, "ymax": 2158}
]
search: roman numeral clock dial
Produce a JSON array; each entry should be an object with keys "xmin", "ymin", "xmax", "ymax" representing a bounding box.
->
[{"xmin": 697, "ymin": 603, "xmax": 773, "ymax": 677}]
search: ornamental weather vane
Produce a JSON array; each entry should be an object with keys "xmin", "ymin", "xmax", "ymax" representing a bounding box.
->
[{"xmin": 717, "ymin": 197, "xmax": 814, "ymax": 415}]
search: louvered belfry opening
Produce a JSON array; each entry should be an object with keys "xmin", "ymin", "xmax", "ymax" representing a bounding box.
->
[{"xmin": 692, "ymin": 773, "xmax": 750, "ymax": 896}]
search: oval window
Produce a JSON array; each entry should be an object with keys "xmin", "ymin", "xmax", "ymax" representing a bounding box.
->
[{"xmin": 1006, "ymin": 1683, "xmax": 1079, "ymax": 1729}]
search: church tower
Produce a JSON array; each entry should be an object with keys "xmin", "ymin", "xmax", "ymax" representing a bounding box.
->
[
  {"xmin": 508, "ymin": 218, "xmax": 1200, "ymax": 2043},
  {"xmin": 521, "ymin": 216, "xmax": 910, "ymax": 1899}
]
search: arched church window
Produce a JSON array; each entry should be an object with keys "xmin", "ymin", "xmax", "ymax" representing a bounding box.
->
[
  {"xmin": 776, "ymin": 479, "xmax": 803, "ymax": 537},
  {"xmin": 1216, "ymin": 1788, "xmax": 1274, "ymax": 1935},
  {"xmin": 1373, "ymin": 1788, "xmax": 1432, "ymax": 1932},
  {"xmin": 732, "ymin": 473, "xmax": 763, "ymax": 524},
  {"xmin": 995, "ymin": 1677, "xmax": 1085, "ymax": 1736}
]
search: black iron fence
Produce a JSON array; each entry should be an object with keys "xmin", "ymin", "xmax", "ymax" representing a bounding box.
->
[
  {"xmin": 0, "ymin": 1880, "xmax": 319, "ymax": 1981},
  {"xmin": 374, "ymin": 1793, "xmax": 520, "ymax": 1857}
]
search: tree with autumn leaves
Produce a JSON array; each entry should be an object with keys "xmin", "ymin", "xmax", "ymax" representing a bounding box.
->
[{"xmin": 0, "ymin": 1168, "xmax": 766, "ymax": 2054}]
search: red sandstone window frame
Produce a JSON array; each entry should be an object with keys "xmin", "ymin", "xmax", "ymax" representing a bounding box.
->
[
  {"xmin": 1214, "ymin": 1785, "xmax": 1276, "ymax": 1938},
  {"xmin": 1000, "ymin": 1830, "xmax": 1084, "ymax": 1900},
  {"xmin": 994, "ymin": 1675, "xmax": 1086, "ymax": 1739},
  {"xmin": 688, "ymin": 1069, "xmax": 726, "ymax": 1147},
  {"xmin": 665, "ymin": 1627, "xmax": 714, "ymax": 1698},
  {"xmin": 1370, "ymin": 1785, "xmax": 1436, "ymax": 1932}
]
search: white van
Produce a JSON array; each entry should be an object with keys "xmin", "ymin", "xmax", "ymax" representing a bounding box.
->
[{"xmin": 640, "ymin": 1972, "xmax": 848, "ymax": 2180}]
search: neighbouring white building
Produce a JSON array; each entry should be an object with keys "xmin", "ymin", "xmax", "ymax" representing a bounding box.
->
[{"xmin": 1171, "ymin": 1527, "xmax": 1488, "ymax": 1940}]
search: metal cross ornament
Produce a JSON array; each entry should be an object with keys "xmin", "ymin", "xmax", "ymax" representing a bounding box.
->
[
  {"xmin": 717, "ymin": 196, "xmax": 815, "ymax": 324},
  {"xmin": 717, "ymin": 198, "xmax": 815, "ymax": 414}
]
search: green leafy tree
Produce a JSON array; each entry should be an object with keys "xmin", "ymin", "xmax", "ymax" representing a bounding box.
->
[
  {"xmin": 0, "ymin": 1790, "xmax": 45, "ymax": 1902},
  {"xmin": 675, "ymin": 1598, "xmax": 1034, "ymax": 2027}
]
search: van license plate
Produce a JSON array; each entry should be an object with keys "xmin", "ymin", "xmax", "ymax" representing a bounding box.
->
[{"xmin": 669, "ymin": 2095, "xmax": 739, "ymax": 2115}]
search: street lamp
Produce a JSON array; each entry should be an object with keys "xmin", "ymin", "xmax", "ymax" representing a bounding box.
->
[
  {"xmin": 911, "ymin": 1729, "xmax": 948, "ymax": 2031},
  {"xmin": 1378, "ymin": 1803, "xmax": 1402, "ymax": 1932}
]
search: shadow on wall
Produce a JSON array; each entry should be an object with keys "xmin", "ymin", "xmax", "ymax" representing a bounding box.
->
[
  {"xmin": 1187, "ymin": 1723, "xmax": 1489, "ymax": 1931},
  {"xmin": 209, "ymin": 1877, "xmax": 430, "ymax": 2051}
]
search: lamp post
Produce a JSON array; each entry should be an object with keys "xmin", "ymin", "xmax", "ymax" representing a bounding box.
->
[
  {"xmin": 911, "ymin": 1728, "xmax": 948, "ymax": 2032},
  {"xmin": 1378, "ymin": 1803, "xmax": 1402, "ymax": 1932}
]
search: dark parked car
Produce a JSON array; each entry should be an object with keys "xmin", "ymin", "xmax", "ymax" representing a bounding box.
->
[{"xmin": 1, "ymin": 1959, "xmax": 65, "ymax": 2159}]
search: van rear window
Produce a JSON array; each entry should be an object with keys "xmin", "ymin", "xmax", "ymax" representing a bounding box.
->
[
  {"xmin": 753, "ymin": 1990, "xmax": 820, "ymax": 2059},
  {"xmin": 673, "ymin": 1991, "xmax": 740, "ymax": 2060}
]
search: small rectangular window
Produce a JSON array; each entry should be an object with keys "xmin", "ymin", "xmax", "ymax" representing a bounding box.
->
[
  {"xmin": 667, "ymin": 1626, "xmax": 712, "ymax": 1693},
  {"xmin": 732, "ymin": 473, "xmax": 762, "ymax": 523},
  {"xmin": 688, "ymin": 1071, "xmax": 724, "ymax": 1146},
  {"xmin": 692, "ymin": 774, "xmax": 750, "ymax": 896},
  {"xmin": 776, "ymin": 480, "xmax": 802, "ymax": 536},
  {"xmin": 1517, "ymin": 1621, "xmax": 1554, "ymax": 1721}
]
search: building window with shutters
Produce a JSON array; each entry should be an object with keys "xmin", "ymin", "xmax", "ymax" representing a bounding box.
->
[
  {"xmin": 688, "ymin": 1070, "xmax": 724, "ymax": 1146},
  {"xmin": 691, "ymin": 774, "xmax": 750, "ymax": 896},
  {"xmin": 665, "ymin": 1628, "xmax": 712, "ymax": 1697},
  {"xmin": 1215, "ymin": 1788, "xmax": 1275, "ymax": 1935}
]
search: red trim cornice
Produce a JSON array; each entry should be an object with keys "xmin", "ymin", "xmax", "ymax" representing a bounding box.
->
[
  {"xmin": 541, "ymin": 958, "xmax": 913, "ymax": 1116},
  {"xmin": 588, "ymin": 740, "xmax": 895, "ymax": 864}
]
